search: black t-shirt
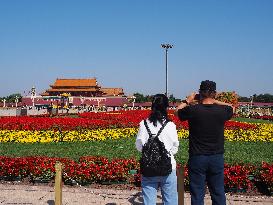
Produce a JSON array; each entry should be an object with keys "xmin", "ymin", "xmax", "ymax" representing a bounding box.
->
[{"xmin": 177, "ymin": 104, "xmax": 233, "ymax": 156}]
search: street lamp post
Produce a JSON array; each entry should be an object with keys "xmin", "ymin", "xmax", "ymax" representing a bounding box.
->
[
  {"xmin": 15, "ymin": 96, "xmax": 19, "ymax": 108},
  {"xmin": 132, "ymin": 95, "xmax": 136, "ymax": 110},
  {"xmin": 3, "ymin": 98, "xmax": 6, "ymax": 108},
  {"xmin": 161, "ymin": 43, "xmax": 173, "ymax": 97},
  {"xmin": 250, "ymin": 95, "xmax": 254, "ymax": 108}
]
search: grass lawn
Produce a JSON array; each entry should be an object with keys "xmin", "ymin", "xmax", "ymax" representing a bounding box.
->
[
  {"xmin": 232, "ymin": 117, "xmax": 273, "ymax": 124},
  {"xmin": 1, "ymin": 138, "xmax": 272, "ymax": 165}
]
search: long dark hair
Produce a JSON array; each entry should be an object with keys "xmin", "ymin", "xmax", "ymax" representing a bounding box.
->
[{"xmin": 148, "ymin": 94, "xmax": 170, "ymax": 126}]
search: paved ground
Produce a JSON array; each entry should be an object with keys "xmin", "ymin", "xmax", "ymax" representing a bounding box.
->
[{"xmin": 0, "ymin": 183, "xmax": 272, "ymax": 205}]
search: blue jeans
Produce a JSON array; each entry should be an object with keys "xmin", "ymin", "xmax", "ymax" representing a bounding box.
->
[
  {"xmin": 189, "ymin": 154, "xmax": 226, "ymax": 205},
  {"xmin": 141, "ymin": 170, "xmax": 178, "ymax": 205}
]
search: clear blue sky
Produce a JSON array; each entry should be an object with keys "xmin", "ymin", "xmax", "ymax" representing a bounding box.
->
[{"xmin": 0, "ymin": 0, "xmax": 272, "ymax": 99}]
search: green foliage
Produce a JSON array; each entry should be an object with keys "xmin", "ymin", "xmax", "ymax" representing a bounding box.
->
[
  {"xmin": 238, "ymin": 93, "xmax": 273, "ymax": 103},
  {"xmin": 233, "ymin": 117, "xmax": 273, "ymax": 124},
  {"xmin": 133, "ymin": 92, "xmax": 153, "ymax": 103},
  {"xmin": 169, "ymin": 94, "xmax": 181, "ymax": 103},
  {"xmin": 0, "ymin": 138, "xmax": 140, "ymax": 161},
  {"xmin": 0, "ymin": 139, "xmax": 272, "ymax": 165},
  {"xmin": 133, "ymin": 93, "xmax": 147, "ymax": 103},
  {"xmin": 238, "ymin": 96, "xmax": 251, "ymax": 102},
  {"xmin": 253, "ymin": 93, "xmax": 273, "ymax": 103},
  {"xmin": 224, "ymin": 141, "xmax": 273, "ymax": 165},
  {"xmin": 0, "ymin": 93, "xmax": 22, "ymax": 103},
  {"xmin": 133, "ymin": 92, "xmax": 180, "ymax": 103}
]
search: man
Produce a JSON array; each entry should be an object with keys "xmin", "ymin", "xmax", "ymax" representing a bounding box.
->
[{"xmin": 175, "ymin": 80, "xmax": 234, "ymax": 205}]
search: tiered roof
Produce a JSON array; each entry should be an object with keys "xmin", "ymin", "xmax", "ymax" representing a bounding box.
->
[
  {"xmin": 42, "ymin": 78, "xmax": 124, "ymax": 97},
  {"xmin": 50, "ymin": 78, "xmax": 98, "ymax": 87},
  {"xmin": 101, "ymin": 88, "xmax": 124, "ymax": 96}
]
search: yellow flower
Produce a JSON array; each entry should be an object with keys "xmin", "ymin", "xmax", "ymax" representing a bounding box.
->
[{"xmin": 0, "ymin": 123, "xmax": 272, "ymax": 143}]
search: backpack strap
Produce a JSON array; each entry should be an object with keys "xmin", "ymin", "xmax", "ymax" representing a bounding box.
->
[{"xmin": 144, "ymin": 119, "xmax": 169, "ymax": 139}]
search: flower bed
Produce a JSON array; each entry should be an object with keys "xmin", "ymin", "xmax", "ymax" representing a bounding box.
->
[
  {"xmin": 1, "ymin": 110, "xmax": 272, "ymax": 142},
  {"xmin": 0, "ymin": 155, "xmax": 272, "ymax": 195},
  {"xmin": 0, "ymin": 156, "xmax": 139, "ymax": 185},
  {"xmin": 0, "ymin": 110, "xmax": 272, "ymax": 196},
  {"xmin": 224, "ymin": 164, "xmax": 254, "ymax": 192},
  {"xmin": 0, "ymin": 128, "xmax": 138, "ymax": 142},
  {"xmin": 0, "ymin": 123, "xmax": 271, "ymax": 142},
  {"xmin": 224, "ymin": 123, "xmax": 273, "ymax": 142},
  {"xmin": 255, "ymin": 162, "xmax": 273, "ymax": 195},
  {"xmin": 252, "ymin": 116, "xmax": 273, "ymax": 121},
  {"xmin": 0, "ymin": 110, "xmax": 257, "ymax": 130}
]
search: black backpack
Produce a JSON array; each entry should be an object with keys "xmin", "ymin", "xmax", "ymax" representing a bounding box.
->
[{"xmin": 140, "ymin": 119, "xmax": 172, "ymax": 177}]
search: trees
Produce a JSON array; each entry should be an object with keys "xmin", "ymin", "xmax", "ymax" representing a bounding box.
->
[
  {"xmin": 0, "ymin": 93, "xmax": 22, "ymax": 103},
  {"xmin": 238, "ymin": 94, "xmax": 273, "ymax": 103},
  {"xmin": 253, "ymin": 94, "xmax": 273, "ymax": 103},
  {"xmin": 133, "ymin": 92, "xmax": 180, "ymax": 103},
  {"xmin": 169, "ymin": 94, "xmax": 181, "ymax": 103},
  {"xmin": 133, "ymin": 93, "xmax": 147, "ymax": 103},
  {"xmin": 238, "ymin": 96, "xmax": 250, "ymax": 102}
]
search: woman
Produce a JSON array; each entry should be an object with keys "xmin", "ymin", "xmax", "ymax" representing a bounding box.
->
[{"xmin": 136, "ymin": 94, "xmax": 179, "ymax": 205}]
